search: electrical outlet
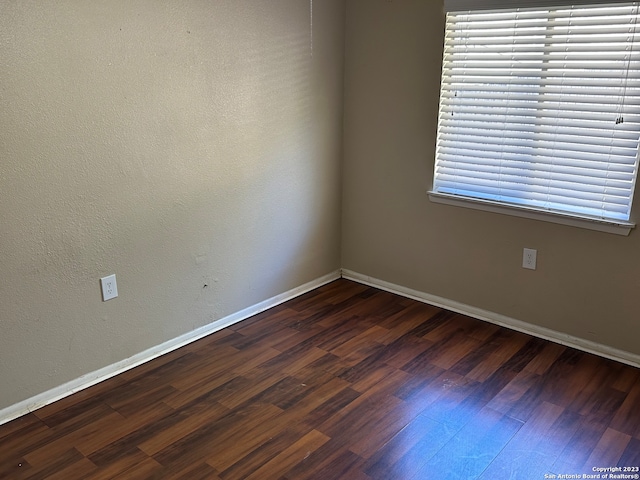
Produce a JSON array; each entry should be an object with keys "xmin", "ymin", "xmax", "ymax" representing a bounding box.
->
[
  {"xmin": 522, "ymin": 248, "xmax": 537, "ymax": 270},
  {"xmin": 100, "ymin": 274, "xmax": 118, "ymax": 301}
]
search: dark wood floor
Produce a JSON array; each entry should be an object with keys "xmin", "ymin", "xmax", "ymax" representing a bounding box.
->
[{"xmin": 1, "ymin": 279, "xmax": 639, "ymax": 479}]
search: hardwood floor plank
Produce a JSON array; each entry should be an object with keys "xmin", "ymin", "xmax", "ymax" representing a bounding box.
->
[
  {"xmin": 279, "ymin": 375, "xmax": 350, "ymax": 419},
  {"xmin": 153, "ymin": 403, "xmax": 282, "ymax": 472},
  {"xmin": 214, "ymin": 370, "xmax": 289, "ymax": 410},
  {"xmin": 24, "ymin": 428, "xmax": 92, "ymax": 469},
  {"xmin": 583, "ymin": 427, "xmax": 631, "ymax": 471},
  {"xmin": 0, "ymin": 418, "xmax": 55, "ymax": 466},
  {"xmin": 243, "ymin": 429, "xmax": 330, "ymax": 480},
  {"xmin": 108, "ymin": 385, "xmax": 178, "ymax": 418},
  {"xmin": 0, "ymin": 415, "xmax": 41, "ymax": 443},
  {"xmin": 163, "ymin": 461, "xmax": 221, "ymax": 480},
  {"xmin": 450, "ymin": 329, "xmax": 516, "ymax": 378},
  {"xmin": 266, "ymin": 325, "xmax": 326, "ymax": 353},
  {"xmin": 275, "ymin": 439, "xmax": 349, "ymax": 480},
  {"xmin": 3, "ymin": 462, "xmax": 33, "ymax": 480},
  {"xmin": 217, "ymin": 426, "xmax": 307, "ymax": 479},
  {"xmin": 163, "ymin": 370, "xmax": 239, "ymax": 409},
  {"xmin": 257, "ymin": 346, "xmax": 329, "ymax": 378},
  {"xmin": 421, "ymin": 312, "xmax": 475, "ymax": 343},
  {"xmin": 335, "ymin": 346, "xmax": 392, "ymax": 385},
  {"xmin": 44, "ymin": 458, "xmax": 98, "ymax": 480},
  {"xmin": 564, "ymin": 354, "xmax": 616, "ymax": 415},
  {"xmin": 370, "ymin": 420, "xmax": 458, "ymax": 480},
  {"xmin": 104, "ymin": 352, "xmax": 201, "ymax": 401},
  {"xmin": 333, "ymin": 290, "xmax": 409, "ymax": 322},
  {"xmin": 502, "ymin": 336, "xmax": 548, "ymax": 371},
  {"xmin": 36, "ymin": 400, "xmax": 117, "ymax": 435},
  {"xmin": 381, "ymin": 335, "xmax": 435, "ymax": 370},
  {"xmin": 83, "ymin": 448, "xmax": 151, "ymax": 480},
  {"xmin": 31, "ymin": 377, "xmax": 128, "ymax": 423},
  {"xmin": 300, "ymin": 386, "xmax": 361, "ymax": 428},
  {"xmin": 313, "ymin": 317, "xmax": 374, "ymax": 352},
  {"xmin": 316, "ymin": 280, "xmax": 370, "ymax": 305},
  {"xmin": 523, "ymin": 342, "xmax": 567, "ymax": 375},
  {"xmin": 618, "ymin": 437, "xmax": 640, "ymax": 466},
  {"xmin": 345, "ymin": 361, "xmax": 403, "ymax": 393},
  {"xmin": 0, "ymin": 459, "xmax": 33, "ymax": 480},
  {"xmin": 485, "ymin": 369, "xmax": 542, "ymax": 420},
  {"xmin": 76, "ymin": 403, "xmax": 174, "ymax": 457},
  {"xmin": 401, "ymin": 327, "xmax": 485, "ymax": 376},
  {"xmin": 163, "ymin": 345, "xmax": 239, "ymax": 392},
  {"xmin": 231, "ymin": 308, "xmax": 300, "ymax": 336},
  {"xmin": 227, "ymin": 323, "xmax": 300, "ymax": 352},
  {"xmin": 110, "ymin": 456, "xmax": 164, "ymax": 480},
  {"xmin": 477, "ymin": 401, "xmax": 565, "ymax": 480},
  {"xmin": 416, "ymin": 372, "xmax": 483, "ymax": 430},
  {"xmin": 362, "ymin": 413, "xmax": 455, "ymax": 479},
  {"xmin": 408, "ymin": 406, "xmax": 524, "ymax": 480},
  {"xmin": 551, "ymin": 412, "xmax": 611, "ymax": 475},
  {"xmin": 457, "ymin": 331, "xmax": 534, "ymax": 382},
  {"xmin": 347, "ymin": 399, "xmax": 415, "ymax": 459},
  {"xmin": 401, "ymin": 309, "xmax": 456, "ymax": 339},
  {"xmin": 181, "ymin": 327, "xmax": 235, "ymax": 353},
  {"xmin": 294, "ymin": 304, "xmax": 358, "ymax": 332},
  {"xmin": 318, "ymin": 387, "xmax": 402, "ymax": 438},
  {"xmin": 19, "ymin": 447, "xmax": 83, "ymax": 480},
  {"xmin": 136, "ymin": 403, "xmax": 229, "ymax": 456},
  {"xmin": 204, "ymin": 410, "xmax": 310, "ymax": 474},
  {"xmin": 374, "ymin": 302, "xmax": 442, "ymax": 344},
  {"xmin": 610, "ymin": 381, "xmax": 640, "ymax": 437},
  {"xmin": 428, "ymin": 332, "xmax": 483, "ymax": 371},
  {"xmin": 285, "ymin": 280, "xmax": 366, "ymax": 312},
  {"xmin": 294, "ymin": 448, "xmax": 370, "ymax": 480},
  {"xmin": 535, "ymin": 352, "xmax": 585, "ymax": 408},
  {"xmin": 392, "ymin": 362, "xmax": 445, "ymax": 400},
  {"xmin": 610, "ymin": 363, "xmax": 640, "ymax": 392}
]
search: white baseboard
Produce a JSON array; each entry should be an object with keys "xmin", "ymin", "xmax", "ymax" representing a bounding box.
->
[
  {"xmin": 0, "ymin": 270, "xmax": 341, "ymax": 427},
  {"xmin": 342, "ymin": 269, "xmax": 640, "ymax": 369}
]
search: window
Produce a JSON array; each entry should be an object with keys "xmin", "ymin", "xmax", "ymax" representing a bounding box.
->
[{"xmin": 430, "ymin": 0, "xmax": 640, "ymax": 235}]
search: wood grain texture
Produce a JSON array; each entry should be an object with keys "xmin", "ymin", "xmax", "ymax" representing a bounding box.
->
[{"xmin": 0, "ymin": 279, "xmax": 638, "ymax": 479}]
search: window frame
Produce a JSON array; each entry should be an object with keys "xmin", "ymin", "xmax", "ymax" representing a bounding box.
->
[{"xmin": 429, "ymin": 0, "xmax": 640, "ymax": 235}]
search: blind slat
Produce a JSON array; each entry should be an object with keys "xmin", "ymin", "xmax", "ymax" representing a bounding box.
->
[{"xmin": 445, "ymin": 0, "xmax": 638, "ymax": 13}]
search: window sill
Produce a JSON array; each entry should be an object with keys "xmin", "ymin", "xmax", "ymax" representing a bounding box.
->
[{"xmin": 428, "ymin": 191, "xmax": 635, "ymax": 236}]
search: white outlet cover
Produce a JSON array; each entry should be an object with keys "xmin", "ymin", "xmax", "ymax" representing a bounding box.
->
[
  {"xmin": 100, "ymin": 274, "xmax": 118, "ymax": 301},
  {"xmin": 523, "ymin": 248, "xmax": 537, "ymax": 270}
]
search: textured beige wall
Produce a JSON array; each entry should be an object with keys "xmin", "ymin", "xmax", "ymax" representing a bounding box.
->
[
  {"xmin": 0, "ymin": 0, "xmax": 344, "ymax": 411},
  {"xmin": 342, "ymin": 0, "xmax": 640, "ymax": 356}
]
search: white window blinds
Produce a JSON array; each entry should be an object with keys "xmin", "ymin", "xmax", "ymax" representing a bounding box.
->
[{"xmin": 432, "ymin": 2, "xmax": 640, "ymax": 224}]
